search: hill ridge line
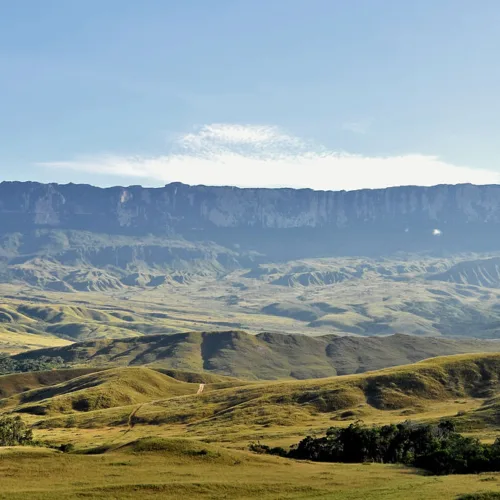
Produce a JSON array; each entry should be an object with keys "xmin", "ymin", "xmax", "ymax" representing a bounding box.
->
[{"xmin": 10, "ymin": 330, "xmax": 500, "ymax": 381}]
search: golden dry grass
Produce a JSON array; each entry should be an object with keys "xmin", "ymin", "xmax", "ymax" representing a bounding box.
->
[
  {"xmin": 2, "ymin": 353, "xmax": 500, "ymax": 499},
  {"xmin": 0, "ymin": 441, "xmax": 499, "ymax": 499}
]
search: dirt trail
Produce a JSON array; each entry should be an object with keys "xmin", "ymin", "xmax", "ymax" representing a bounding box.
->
[
  {"xmin": 120, "ymin": 384, "xmax": 204, "ymax": 439},
  {"xmin": 127, "ymin": 404, "xmax": 143, "ymax": 429}
]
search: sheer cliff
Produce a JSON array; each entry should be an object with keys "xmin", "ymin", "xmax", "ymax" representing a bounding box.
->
[{"xmin": 1, "ymin": 181, "xmax": 500, "ymax": 259}]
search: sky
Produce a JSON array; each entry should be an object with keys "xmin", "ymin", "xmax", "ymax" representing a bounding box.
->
[{"xmin": 2, "ymin": 0, "xmax": 500, "ymax": 190}]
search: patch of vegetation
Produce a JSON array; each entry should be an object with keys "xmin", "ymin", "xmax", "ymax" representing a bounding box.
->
[
  {"xmin": 256, "ymin": 420, "xmax": 500, "ymax": 476},
  {"xmin": 0, "ymin": 415, "xmax": 33, "ymax": 446},
  {"xmin": 0, "ymin": 354, "xmax": 66, "ymax": 375},
  {"xmin": 128, "ymin": 437, "xmax": 220, "ymax": 459},
  {"xmin": 457, "ymin": 494, "xmax": 500, "ymax": 500}
]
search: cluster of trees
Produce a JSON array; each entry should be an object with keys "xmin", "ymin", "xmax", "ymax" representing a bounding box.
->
[
  {"xmin": 0, "ymin": 416, "xmax": 74, "ymax": 452},
  {"xmin": 0, "ymin": 354, "xmax": 66, "ymax": 375},
  {"xmin": 251, "ymin": 421, "xmax": 500, "ymax": 475},
  {"xmin": 0, "ymin": 416, "xmax": 33, "ymax": 446}
]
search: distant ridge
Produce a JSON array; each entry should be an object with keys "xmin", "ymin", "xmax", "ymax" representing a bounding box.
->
[
  {"xmin": 429, "ymin": 257, "xmax": 500, "ymax": 287},
  {"xmin": 11, "ymin": 330, "xmax": 500, "ymax": 380}
]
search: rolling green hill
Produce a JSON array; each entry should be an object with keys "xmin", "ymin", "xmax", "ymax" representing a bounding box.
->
[
  {"xmin": 0, "ymin": 368, "xmax": 102, "ymax": 400},
  {"xmin": 10, "ymin": 330, "xmax": 500, "ymax": 380},
  {"xmin": 7, "ymin": 352, "xmax": 500, "ymax": 436},
  {"xmin": 11, "ymin": 367, "xmax": 201, "ymax": 415},
  {"xmin": 3, "ymin": 353, "xmax": 500, "ymax": 499},
  {"xmin": 113, "ymin": 352, "xmax": 500, "ymax": 433}
]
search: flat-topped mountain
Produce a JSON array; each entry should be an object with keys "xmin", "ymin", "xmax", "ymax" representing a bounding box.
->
[{"xmin": 2, "ymin": 181, "xmax": 500, "ymax": 260}]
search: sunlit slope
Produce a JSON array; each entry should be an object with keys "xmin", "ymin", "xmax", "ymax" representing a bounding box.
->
[
  {"xmin": 19, "ymin": 353, "xmax": 500, "ymax": 435},
  {"xmin": 8, "ymin": 367, "xmax": 203, "ymax": 415},
  {"xmin": 0, "ymin": 368, "xmax": 101, "ymax": 400}
]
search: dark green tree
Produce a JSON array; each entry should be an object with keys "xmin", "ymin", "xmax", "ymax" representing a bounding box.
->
[{"xmin": 0, "ymin": 416, "xmax": 33, "ymax": 446}]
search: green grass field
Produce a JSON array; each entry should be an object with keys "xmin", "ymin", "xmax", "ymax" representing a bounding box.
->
[
  {"xmin": 1, "ymin": 442, "xmax": 500, "ymax": 500},
  {"xmin": 0, "ymin": 354, "xmax": 499, "ymax": 498}
]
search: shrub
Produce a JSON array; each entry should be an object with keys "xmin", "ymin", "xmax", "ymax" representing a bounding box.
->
[
  {"xmin": 0, "ymin": 416, "xmax": 33, "ymax": 446},
  {"xmin": 248, "ymin": 442, "xmax": 288, "ymax": 457},
  {"xmin": 457, "ymin": 494, "xmax": 500, "ymax": 500},
  {"xmin": 59, "ymin": 443, "xmax": 75, "ymax": 453}
]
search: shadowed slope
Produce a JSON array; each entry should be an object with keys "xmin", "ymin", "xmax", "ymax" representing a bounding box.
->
[
  {"xmin": 429, "ymin": 257, "xmax": 500, "ymax": 288},
  {"xmin": 11, "ymin": 331, "xmax": 500, "ymax": 380}
]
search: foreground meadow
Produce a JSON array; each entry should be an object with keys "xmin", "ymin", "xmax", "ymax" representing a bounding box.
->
[
  {"xmin": 1, "ymin": 442, "xmax": 500, "ymax": 500},
  {"xmin": 2, "ymin": 353, "xmax": 500, "ymax": 498}
]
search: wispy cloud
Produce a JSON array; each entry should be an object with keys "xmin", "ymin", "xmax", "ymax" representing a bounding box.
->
[
  {"xmin": 181, "ymin": 124, "xmax": 296, "ymax": 147},
  {"xmin": 39, "ymin": 123, "xmax": 500, "ymax": 190},
  {"xmin": 341, "ymin": 120, "xmax": 371, "ymax": 135}
]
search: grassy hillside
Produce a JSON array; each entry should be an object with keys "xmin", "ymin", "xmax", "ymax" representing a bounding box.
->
[
  {"xmin": 10, "ymin": 330, "xmax": 500, "ymax": 380},
  {"xmin": 7, "ymin": 352, "xmax": 497, "ymax": 439},
  {"xmin": 0, "ymin": 368, "xmax": 101, "ymax": 400},
  {"xmin": 1, "ymin": 440, "xmax": 499, "ymax": 499},
  {"xmin": 2, "ymin": 354, "xmax": 500, "ymax": 498},
  {"xmin": 0, "ymin": 330, "xmax": 71, "ymax": 354},
  {"xmin": 54, "ymin": 353, "xmax": 500, "ymax": 429},
  {"xmin": 10, "ymin": 367, "xmax": 201, "ymax": 415},
  {"xmin": 0, "ymin": 299, "xmax": 183, "ymax": 343}
]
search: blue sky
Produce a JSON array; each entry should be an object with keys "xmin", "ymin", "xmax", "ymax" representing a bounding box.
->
[{"xmin": 2, "ymin": 0, "xmax": 500, "ymax": 190}]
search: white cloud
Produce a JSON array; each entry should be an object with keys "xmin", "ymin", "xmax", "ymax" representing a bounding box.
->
[
  {"xmin": 181, "ymin": 124, "xmax": 293, "ymax": 147},
  {"xmin": 177, "ymin": 123, "xmax": 307, "ymax": 158},
  {"xmin": 39, "ymin": 123, "xmax": 500, "ymax": 190}
]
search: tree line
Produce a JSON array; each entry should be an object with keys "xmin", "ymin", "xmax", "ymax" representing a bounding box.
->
[
  {"xmin": 250, "ymin": 420, "xmax": 500, "ymax": 475},
  {"xmin": 0, "ymin": 354, "xmax": 66, "ymax": 375}
]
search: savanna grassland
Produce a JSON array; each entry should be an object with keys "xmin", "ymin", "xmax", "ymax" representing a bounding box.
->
[
  {"xmin": 3, "ymin": 249, "xmax": 500, "ymax": 498},
  {"xmin": 0, "ymin": 354, "xmax": 499, "ymax": 498}
]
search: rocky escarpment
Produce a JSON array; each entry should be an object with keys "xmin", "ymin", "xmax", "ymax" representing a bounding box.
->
[{"xmin": 2, "ymin": 181, "xmax": 500, "ymax": 258}]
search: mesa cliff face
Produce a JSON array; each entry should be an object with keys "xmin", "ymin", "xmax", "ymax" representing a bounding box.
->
[
  {"xmin": 2, "ymin": 181, "xmax": 500, "ymax": 257},
  {"xmin": 3, "ymin": 181, "xmax": 500, "ymax": 228}
]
